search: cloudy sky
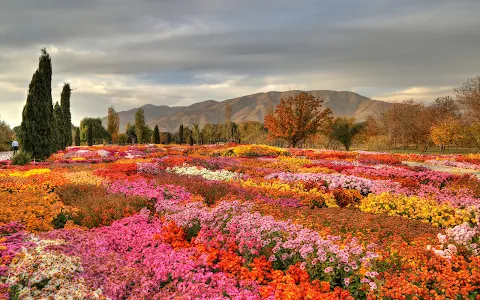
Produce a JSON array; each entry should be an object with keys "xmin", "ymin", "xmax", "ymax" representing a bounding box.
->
[{"xmin": 1, "ymin": 0, "xmax": 480, "ymax": 126}]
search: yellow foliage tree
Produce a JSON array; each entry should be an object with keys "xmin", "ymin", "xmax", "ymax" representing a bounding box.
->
[{"xmin": 430, "ymin": 117, "xmax": 463, "ymax": 153}]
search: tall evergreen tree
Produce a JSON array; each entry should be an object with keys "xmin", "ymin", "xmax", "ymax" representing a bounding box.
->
[
  {"xmin": 75, "ymin": 127, "xmax": 81, "ymax": 146},
  {"xmin": 53, "ymin": 102, "xmax": 65, "ymax": 151},
  {"xmin": 60, "ymin": 83, "xmax": 72, "ymax": 147},
  {"xmin": 87, "ymin": 123, "xmax": 93, "ymax": 146},
  {"xmin": 134, "ymin": 109, "xmax": 146, "ymax": 144},
  {"xmin": 166, "ymin": 132, "xmax": 172, "ymax": 144},
  {"xmin": 153, "ymin": 125, "xmax": 160, "ymax": 144},
  {"xmin": 188, "ymin": 134, "xmax": 194, "ymax": 146},
  {"xmin": 20, "ymin": 48, "xmax": 54, "ymax": 159},
  {"xmin": 107, "ymin": 106, "xmax": 120, "ymax": 144},
  {"xmin": 179, "ymin": 124, "xmax": 184, "ymax": 144}
]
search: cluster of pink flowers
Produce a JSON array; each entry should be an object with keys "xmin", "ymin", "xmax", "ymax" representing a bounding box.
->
[
  {"xmin": 266, "ymin": 172, "xmax": 401, "ymax": 195},
  {"xmin": 343, "ymin": 165, "xmax": 453, "ymax": 187},
  {"xmin": 44, "ymin": 210, "xmax": 262, "ymax": 299},
  {"xmin": 431, "ymin": 221, "xmax": 480, "ymax": 258},
  {"xmin": 256, "ymin": 196, "xmax": 302, "ymax": 208},
  {"xmin": 0, "ymin": 222, "xmax": 34, "ymax": 298}
]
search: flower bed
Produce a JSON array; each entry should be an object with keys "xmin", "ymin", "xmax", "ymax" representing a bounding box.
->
[{"xmin": 1, "ymin": 144, "xmax": 480, "ymax": 299}]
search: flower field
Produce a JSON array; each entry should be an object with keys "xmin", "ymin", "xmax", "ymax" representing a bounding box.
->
[{"xmin": 1, "ymin": 144, "xmax": 480, "ymax": 299}]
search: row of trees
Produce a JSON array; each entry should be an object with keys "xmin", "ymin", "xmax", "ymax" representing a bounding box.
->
[
  {"xmin": 19, "ymin": 49, "xmax": 73, "ymax": 159},
  {"xmin": 86, "ymin": 94, "xmax": 360, "ymax": 150},
  {"xmin": 355, "ymin": 77, "xmax": 480, "ymax": 152},
  {"xmin": 80, "ymin": 75, "xmax": 480, "ymax": 153}
]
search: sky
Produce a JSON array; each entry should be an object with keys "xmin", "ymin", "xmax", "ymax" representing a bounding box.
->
[{"xmin": 1, "ymin": 0, "xmax": 480, "ymax": 127}]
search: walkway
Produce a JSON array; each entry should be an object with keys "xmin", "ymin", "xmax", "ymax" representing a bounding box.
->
[
  {"xmin": 0, "ymin": 151, "xmax": 13, "ymax": 160},
  {"xmin": 403, "ymin": 161, "xmax": 480, "ymax": 178}
]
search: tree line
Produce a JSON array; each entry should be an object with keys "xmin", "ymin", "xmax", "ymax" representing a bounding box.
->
[
  {"xmin": 81, "ymin": 105, "xmax": 267, "ymax": 146},
  {"xmin": 79, "ymin": 75, "xmax": 480, "ymax": 153},
  {"xmin": 356, "ymin": 77, "xmax": 480, "ymax": 152},
  {"xmin": 47, "ymin": 73, "xmax": 480, "ymax": 154}
]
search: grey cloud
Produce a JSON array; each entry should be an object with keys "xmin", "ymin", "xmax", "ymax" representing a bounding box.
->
[{"xmin": 1, "ymin": 0, "xmax": 480, "ymax": 126}]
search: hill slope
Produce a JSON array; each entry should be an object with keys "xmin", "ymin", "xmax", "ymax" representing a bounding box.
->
[{"xmin": 103, "ymin": 90, "xmax": 391, "ymax": 132}]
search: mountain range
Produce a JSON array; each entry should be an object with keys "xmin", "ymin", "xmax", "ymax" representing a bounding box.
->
[{"xmin": 102, "ymin": 90, "xmax": 391, "ymax": 132}]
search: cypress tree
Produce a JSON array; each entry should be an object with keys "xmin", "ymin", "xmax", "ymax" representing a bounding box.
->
[
  {"xmin": 188, "ymin": 134, "xmax": 193, "ymax": 146},
  {"xmin": 53, "ymin": 102, "xmax": 65, "ymax": 151},
  {"xmin": 135, "ymin": 109, "xmax": 145, "ymax": 144},
  {"xmin": 166, "ymin": 132, "xmax": 172, "ymax": 144},
  {"xmin": 20, "ymin": 48, "xmax": 54, "ymax": 159},
  {"xmin": 75, "ymin": 127, "xmax": 81, "ymax": 146},
  {"xmin": 153, "ymin": 125, "xmax": 160, "ymax": 144},
  {"xmin": 87, "ymin": 124, "xmax": 93, "ymax": 146},
  {"xmin": 179, "ymin": 124, "xmax": 184, "ymax": 144},
  {"xmin": 60, "ymin": 83, "xmax": 72, "ymax": 147}
]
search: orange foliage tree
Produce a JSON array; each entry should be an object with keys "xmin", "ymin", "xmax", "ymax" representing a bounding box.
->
[
  {"xmin": 264, "ymin": 92, "xmax": 332, "ymax": 147},
  {"xmin": 430, "ymin": 117, "xmax": 463, "ymax": 153}
]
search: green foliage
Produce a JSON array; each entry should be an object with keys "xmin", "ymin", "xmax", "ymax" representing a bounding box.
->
[
  {"xmin": 126, "ymin": 123, "xmax": 137, "ymax": 144},
  {"xmin": 79, "ymin": 117, "xmax": 108, "ymax": 144},
  {"xmin": 20, "ymin": 48, "xmax": 54, "ymax": 159},
  {"xmin": 52, "ymin": 211, "xmax": 72, "ymax": 229},
  {"xmin": 0, "ymin": 118, "xmax": 14, "ymax": 151},
  {"xmin": 87, "ymin": 123, "xmax": 93, "ymax": 146},
  {"xmin": 60, "ymin": 83, "xmax": 72, "ymax": 147},
  {"xmin": 183, "ymin": 220, "xmax": 201, "ymax": 242},
  {"xmin": 74, "ymin": 127, "xmax": 81, "ymax": 146},
  {"xmin": 153, "ymin": 125, "xmax": 160, "ymax": 144},
  {"xmin": 118, "ymin": 133, "xmax": 128, "ymax": 145},
  {"xmin": 160, "ymin": 132, "xmax": 172, "ymax": 144},
  {"xmin": 53, "ymin": 102, "xmax": 65, "ymax": 151},
  {"xmin": 238, "ymin": 121, "xmax": 266, "ymax": 144},
  {"xmin": 188, "ymin": 134, "xmax": 194, "ymax": 146},
  {"xmin": 11, "ymin": 152, "xmax": 32, "ymax": 165},
  {"xmin": 107, "ymin": 106, "xmax": 120, "ymax": 143},
  {"xmin": 330, "ymin": 117, "xmax": 364, "ymax": 151},
  {"xmin": 143, "ymin": 125, "xmax": 153, "ymax": 144},
  {"xmin": 179, "ymin": 124, "xmax": 184, "ymax": 144},
  {"xmin": 135, "ymin": 109, "xmax": 146, "ymax": 143}
]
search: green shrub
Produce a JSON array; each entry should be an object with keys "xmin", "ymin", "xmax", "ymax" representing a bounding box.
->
[{"xmin": 11, "ymin": 152, "xmax": 32, "ymax": 165}]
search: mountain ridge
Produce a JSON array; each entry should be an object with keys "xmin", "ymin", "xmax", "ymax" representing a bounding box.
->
[{"xmin": 102, "ymin": 90, "xmax": 391, "ymax": 132}]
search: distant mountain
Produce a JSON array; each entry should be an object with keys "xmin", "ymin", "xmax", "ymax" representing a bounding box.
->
[{"xmin": 102, "ymin": 90, "xmax": 392, "ymax": 132}]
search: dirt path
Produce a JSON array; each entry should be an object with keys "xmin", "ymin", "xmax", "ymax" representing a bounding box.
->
[
  {"xmin": 0, "ymin": 151, "xmax": 13, "ymax": 160},
  {"xmin": 403, "ymin": 161, "xmax": 480, "ymax": 177}
]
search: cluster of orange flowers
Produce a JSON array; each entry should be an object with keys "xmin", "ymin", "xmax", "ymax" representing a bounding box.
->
[
  {"xmin": 0, "ymin": 190, "xmax": 72, "ymax": 231},
  {"xmin": 158, "ymin": 222, "xmax": 354, "ymax": 300}
]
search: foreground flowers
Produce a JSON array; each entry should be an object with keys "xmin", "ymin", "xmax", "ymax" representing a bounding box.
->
[{"xmin": 1, "ymin": 144, "xmax": 480, "ymax": 298}]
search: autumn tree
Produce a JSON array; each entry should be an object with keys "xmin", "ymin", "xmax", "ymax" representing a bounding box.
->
[
  {"xmin": 430, "ymin": 117, "xmax": 463, "ymax": 153},
  {"xmin": 455, "ymin": 76, "xmax": 480, "ymax": 122},
  {"xmin": 107, "ymin": 106, "xmax": 120, "ymax": 144},
  {"xmin": 429, "ymin": 96, "xmax": 460, "ymax": 123},
  {"xmin": 264, "ymin": 92, "xmax": 332, "ymax": 147}
]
